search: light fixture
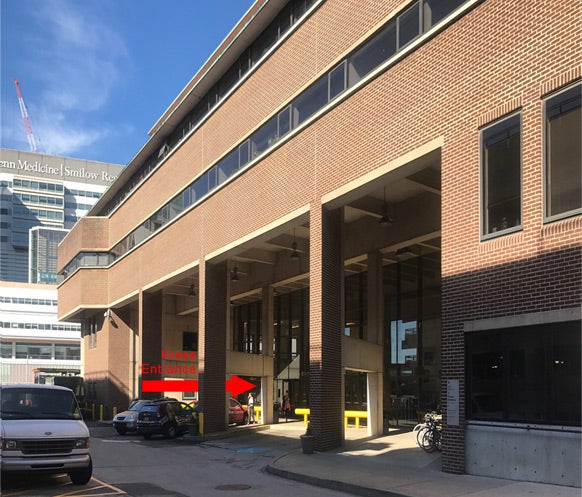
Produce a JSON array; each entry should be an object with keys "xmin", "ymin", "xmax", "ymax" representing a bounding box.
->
[
  {"xmin": 379, "ymin": 187, "xmax": 393, "ymax": 226},
  {"xmin": 188, "ymin": 284, "xmax": 196, "ymax": 296},
  {"xmin": 290, "ymin": 229, "xmax": 300, "ymax": 260},
  {"xmin": 231, "ymin": 266, "xmax": 239, "ymax": 281},
  {"xmin": 103, "ymin": 309, "xmax": 114, "ymax": 324},
  {"xmin": 395, "ymin": 246, "xmax": 414, "ymax": 257}
]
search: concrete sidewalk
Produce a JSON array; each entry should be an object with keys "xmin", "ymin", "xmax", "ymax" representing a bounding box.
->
[{"xmin": 265, "ymin": 424, "xmax": 580, "ymax": 497}]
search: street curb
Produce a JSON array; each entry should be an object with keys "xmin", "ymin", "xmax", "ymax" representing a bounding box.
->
[{"xmin": 266, "ymin": 451, "xmax": 409, "ymax": 497}]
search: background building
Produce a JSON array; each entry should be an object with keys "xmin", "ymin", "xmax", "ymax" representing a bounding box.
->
[
  {"xmin": 58, "ymin": 0, "xmax": 580, "ymax": 488},
  {"xmin": 0, "ymin": 148, "xmax": 123, "ymax": 383}
]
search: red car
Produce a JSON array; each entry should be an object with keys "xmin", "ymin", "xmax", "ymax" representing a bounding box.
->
[{"xmin": 190, "ymin": 398, "xmax": 248, "ymax": 425}]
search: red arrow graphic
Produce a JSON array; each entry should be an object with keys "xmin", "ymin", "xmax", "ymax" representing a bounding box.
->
[
  {"xmin": 226, "ymin": 375, "xmax": 256, "ymax": 396},
  {"xmin": 142, "ymin": 375, "xmax": 255, "ymax": 395}
]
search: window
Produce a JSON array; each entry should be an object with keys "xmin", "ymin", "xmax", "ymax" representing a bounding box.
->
[
  {"xmin": 292, "ymin": 75, "xmax": 328, "ymax": 126},
  {"xmin": 55, "ymin": 344, "xmax": 80, "ymax": 360},
  {"xmin": 217, "ymin": 149, "xmax": 239, "ymax": 185},
  {"xmin": 348, "ymin": 23, "xmax": 396, "ymax": 86},
  {"xmin": 278, "ymin": 106, "xmax": 291, "ymax": 137},
  {"xmin": 345, "ymin": 272, "xmax": 367, "ymax": 339},
  {"xmin": 233, "ymin": 302, "xmax": 262, "ymax": 354},
  {"xmin": 466, "ymin": 321, "xmax": 580, "ymax": 426},
  {"xmin": 481, "ymin": 113, "xmax": 522, "ymax": 237},
  {"xmin": 1, "ymin": 342, "xmax": 13, "ymax": 358},
  {"xmin": 329, "ymin": 62, "xmax": 346, "ymax": 100},
  {"xmin": 251, "ymin": 116, "xmax": 278, "ymax": 158},
  {"xmin": 423, "ymin": 0, "xmax": 466, "ymax": 29},
  {"xmin": 183, "ymin": 332, "xmax": 198, "ymax": 352},
  {"xmin": 544, "ymin": 83, "xmax": 582, "ymax": 220},
  {"xmin": 398, "ymin": 2, "xmax": 421, "ymax": 49},
  {"xmin": 15, "ymin": 343, "xmax": 52, "ymax": 359}
]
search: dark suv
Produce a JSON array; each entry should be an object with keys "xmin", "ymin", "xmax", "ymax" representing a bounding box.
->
[{"xmin": 136, "ymin": 399, "xmax": 196, "ymax": 439}]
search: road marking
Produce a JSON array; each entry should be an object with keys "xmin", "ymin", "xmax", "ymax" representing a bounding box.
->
[{"xmin": 89, "ymin": 477, "xmax": 126, "ymax": 494}]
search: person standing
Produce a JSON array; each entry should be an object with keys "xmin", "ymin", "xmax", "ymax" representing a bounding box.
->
[
  {"xmin": 282, "ymin": 390, "xmax": 291, "ymax": 422},
  {"xmin": 247, "ymin": 392, "xmax": 255, "ymax": 424}
]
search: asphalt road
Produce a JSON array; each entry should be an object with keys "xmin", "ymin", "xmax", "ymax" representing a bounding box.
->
[{"xmin": 1, "ymin": 422, "xmax": 351, "ymax": 497}]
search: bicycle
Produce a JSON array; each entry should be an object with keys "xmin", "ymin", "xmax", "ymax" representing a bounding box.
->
[{"xmin": 414, "ymin": 412, "xmax": 442, "ymax": 453}]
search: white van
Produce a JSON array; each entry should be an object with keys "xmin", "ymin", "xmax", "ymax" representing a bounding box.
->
[{"xmin": 0, "ymin": 384, "xmax": 92, "ymax": 484}]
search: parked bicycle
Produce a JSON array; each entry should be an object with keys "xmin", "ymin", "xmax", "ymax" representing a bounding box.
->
[{"xmin": 413, "ymin": 412, "xmax": 442, "ymax": 453}]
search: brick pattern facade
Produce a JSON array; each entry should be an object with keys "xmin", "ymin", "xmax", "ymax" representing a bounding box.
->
[{"xmin": 59, "ymin": 0, "xmax": 581, "ymax": 475}]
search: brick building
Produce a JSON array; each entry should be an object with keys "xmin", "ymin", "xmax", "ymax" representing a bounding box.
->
[{"xmin": 57, "ymin": 0, "xmax": 581, "ymax": 486}]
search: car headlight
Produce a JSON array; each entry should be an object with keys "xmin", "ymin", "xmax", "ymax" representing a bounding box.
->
[
  {"xmin": 74, "ymin": 438, "xmax": 90, "ymax": 449},
  {"xmin": 2, "ymin": 440, "xmax": 17, "ymax": 450},
  {"xmin": 126, "ymin": 414, "xmax": 136, "ymax": 421}
]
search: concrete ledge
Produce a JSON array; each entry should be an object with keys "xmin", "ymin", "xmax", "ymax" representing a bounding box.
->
[{"xmin": 266, "ymin": 451, "xmax": 408, "ymax": 497}]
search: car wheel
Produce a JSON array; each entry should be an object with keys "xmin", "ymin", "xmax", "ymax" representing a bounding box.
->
[
  {"xmin": 69, "ymin": 456, "xmax": 92, "ymax": 485},
  {"xmin": 115, "ymin": 426, "xmax": 127, "ymax": 436},
  {"xmin": 164, "ymin": 423, "xmax": 177, "ymax": 439},
  {"xmin": 243, "ymin": 412, "xmax": 249, "ymax": 425}
]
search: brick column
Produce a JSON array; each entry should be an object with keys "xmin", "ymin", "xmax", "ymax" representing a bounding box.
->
[
  {"xmin": 441, "ymin": 300, "xmax": 465, "ymax": 474},
  {"xmin": 309, "ymin": 205, "xmax": 343, "ymax": 451},
  {"xmin": 199, "ymin": 260, "xmax": 227, "ymax": 433},
  {"xmin": 140, "ymin": 291, "xmax": 163, "ymax": 400}
]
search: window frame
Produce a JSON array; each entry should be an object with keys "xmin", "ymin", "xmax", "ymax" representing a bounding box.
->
[
  {"xmin": 542, "ymin": 81, "xmax": 582, "ymax": 223},
  {"xmin": 480, "ymin": 111, "xmax": 523, "ymax": 240},
  {"xmin": 465, "ymin": 321, "xmax": 581, "ymax": 427}
]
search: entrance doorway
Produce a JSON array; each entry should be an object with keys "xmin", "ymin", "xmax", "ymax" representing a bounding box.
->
[{"xmin": 384, "ymin": 252, "xmax": 441, "ymax": 427}]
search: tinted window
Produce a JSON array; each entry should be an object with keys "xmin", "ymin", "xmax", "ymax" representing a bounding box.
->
[
  {"xmin": 481, "ymin": 113, "xmax": 522, "ymax": 236},
  {"xmin": 1, "ymin": 388, "xmax": 81, "ymax": 420},
  {"xmin": 545, "ymin": 83, "xmax": 582, "ymax": 219},
  {"xmin": 466, "ymin": 321, "xmax": 580, "ymax": 425}
]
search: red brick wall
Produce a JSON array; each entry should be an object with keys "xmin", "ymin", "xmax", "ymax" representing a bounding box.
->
[{"xmin": 60, "ymin": 0, "xmax": 581, "ymax": 469}]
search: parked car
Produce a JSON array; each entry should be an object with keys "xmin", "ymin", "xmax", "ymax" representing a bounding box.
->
[
  {"xmin": 137, "ymin": 399, "xmax": 196, "ymax": 439},
  {"xmin": 190, "ymin": 398, "xmax": 248, "ymax": 425},
  {"xmin": 0, "ymin": 384, "xmax": 93, "ymax": 485},
  {"xmin": 112, "ymin": 399, "xmax": 150, "ymax": 435}
]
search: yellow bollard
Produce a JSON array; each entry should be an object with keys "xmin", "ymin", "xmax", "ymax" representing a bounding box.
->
[
  {"xmin": 199, "ymin": 413, "xmax": 204, "ymax": 435},
  {"xmin": 113, "ymin": 406, "xmax": 117, "ymax": 417},
  {"xmin": 99, "ymin": 404, "xmax": 103, "ymax": 421}
]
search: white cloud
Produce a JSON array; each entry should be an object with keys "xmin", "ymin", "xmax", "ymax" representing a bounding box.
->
[{"xmin": 21, "ymin": 0, "xmax": 130, "ymax": 156}]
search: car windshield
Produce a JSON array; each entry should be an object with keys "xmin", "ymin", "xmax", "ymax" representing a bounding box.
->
[
  {"xmin": 1, "ymin": 388, "xmax": 82, "ymax": 420},
  {"xmin": 128, "ymin": 401, "xmax": 147, "ymax": 411}
]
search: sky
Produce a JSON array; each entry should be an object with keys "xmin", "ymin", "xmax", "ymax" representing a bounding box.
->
[{"xmin": 0, "ymin": 0, "xmax": 256, "ymax": 166}]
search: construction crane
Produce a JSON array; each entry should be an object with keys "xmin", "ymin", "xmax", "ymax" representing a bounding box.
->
[{"xmin": 14, "ymin": 78, "xmax": 38, "ymax": 153}]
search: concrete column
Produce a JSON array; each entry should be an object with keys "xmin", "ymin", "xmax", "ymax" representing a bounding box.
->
[
  {"xmin": 199, "ymin": 260, "xmax": 228, "ymax": 433},
  {"xmin": 366, "ymin": 251, "xmax": 384, "ymax": 436},
  {"xmin": 309, "ymin": 205, "xmax": 343, "ymax": 451},
  {"xmin": 261, "ymin": 286, "xmax": 274, "ymax": 424},
  {"xmin": 367, "ymin": 372, "xmax": 383, "ymax": 436}
]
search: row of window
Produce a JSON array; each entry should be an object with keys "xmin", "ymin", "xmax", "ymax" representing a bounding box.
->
[
  {"xmin": 481, "ymin": 82, "xmax": 581, "ymax": 237},
  {"xmin": 63, "ymin": 0, "xmax": 471, "ymax": 277},
  {"xmin": 13, "ymin": 178, "xmax": 64, "ymax": 194},
  {"xmin": 62, "ymin": 252, "xmax": 115, "ymax": 277},
  {"xmin": 101, "ymin": 0, "xmax": 318, "ymax": 217},
  {"xmin": 13, "ymin": 205, "xmax": 64, "ymax": 222},
  {"xmin": 68, "ymin": 188, "xmax": 102, "ymax": 199},
  {"xmin": 15, "ymin": 192, "xmax": 64, "ymax": 208},
  {"xmin": 65, "ymin": 202, "xmax": 93, "ymax": 211},
  {"xmin": 0, "ymin": 296, "xmax": 58, "ymax": 306},
  {"xmin": 0, "ymin": 342, "xmax": 80, "ymax": 360},
  {"xmin": 0, "ymin": 322, "xmax": 81, "ymax": 331}
]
